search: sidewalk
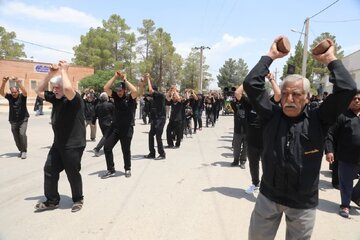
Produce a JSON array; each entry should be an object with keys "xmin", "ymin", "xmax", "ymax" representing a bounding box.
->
[{"xmin": 0, "ymin": 112, "xmax": 359, "ymax": 240}]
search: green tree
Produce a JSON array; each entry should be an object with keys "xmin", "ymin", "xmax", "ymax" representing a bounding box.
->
[
  {"xmin": 217, "ymin": 58, "xmax": 248, "ymax": 89},
  {"xmin": 0, "ymin": 26, "xmax": 26, "ymax": 59},
  {"xmin": 79, "ymin": 70, "xmax": 115, "ymax": 93},
  {"xmin": 148, "ymin": 27, "xmax": 176, "ymax": 88},
  {"xmin": 182, "ymin": 49, "xmax": 200, "ymax": 90}
]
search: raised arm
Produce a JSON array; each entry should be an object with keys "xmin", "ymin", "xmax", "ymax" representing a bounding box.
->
[
  {"xmin": 122, "ymin": 73, "xmax": 138, "ymax": 99},
  {"xmin": 36, "ymin": 64, "xmax": 59, "ymax": 98},
  {"xmin": 266, "ymin": 72, "xmax": 281, "ymax": 102},
  {"xmin": 103, "ymin": 71, "xmax": 120, "ymax": 96},
  {"xmin": 0, "ymin": 77, "xmax": 8, "ymax": 97},
  {"xmin": 59, "ymin": 61, "xmax": 75, "ymax": 100},
  {"xmin": 14, "ymin": 76, "xmax": 27, "ymax": 97}
]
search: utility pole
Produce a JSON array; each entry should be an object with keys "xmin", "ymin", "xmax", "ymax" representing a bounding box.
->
[
  {"xmin": 194, "ymin": 46, "xmax": 210, "ymax": 93},
  {"xmin": 302, "ymin": 17, "xmax": 310, "ymax": 77}
]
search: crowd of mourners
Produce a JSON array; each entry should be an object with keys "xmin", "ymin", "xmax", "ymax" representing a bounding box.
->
[{"xmin": 1, "ymin": 36, "xmax": 359, "ymax": 240}]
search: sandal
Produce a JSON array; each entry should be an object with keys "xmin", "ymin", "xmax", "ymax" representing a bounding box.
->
[
  {"xmin": 71, "ymin": 200, "xmax": 83, "ymax": 212},
  {"xmin": 34, "ymin": 201, "xmax": 59, "ymax": 212}
]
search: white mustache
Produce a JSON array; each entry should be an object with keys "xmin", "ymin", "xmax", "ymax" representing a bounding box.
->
[{"xmin": 284, "ymin": 103, "xmax": 296, "ymax": 108}]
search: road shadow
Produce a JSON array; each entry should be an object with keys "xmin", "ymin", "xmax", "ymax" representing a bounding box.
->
[
  {"xmin": 320, "ymin": 170, "xmax": 332, "ymax": 178},
  {"xmin": 218, "ymin": 146, "xmax": 232, "ymax": 150},
  {"xmin": 211, "ymin": 161, "xmax": 232, "ymax": 168},
  {"xmin": 25, "ymin": 194, "xmax": 73, "ymax": 212},
  {"xmin": 88, "ymin": 170, "xmax": 124, "ymax": 178},
  {"xmin": 0, "ymin": 152, "xmax": 19, "ymax": 158},
  {"xmin": 220, "ymin": 135, "xmax": 232, "ymax": 139},
  {"xmin": 317, "ymin": 198, "xmax": 360, "ymax": 217},
  {"xmin": 202, "ymin": 186, "xmax": 256, "ymax": 202},
  {"xmin": 132, "ymin": 154, "xmax": 149, "ymax": 160},
  {"xmin": 220, "ymin": 153, "xmax": 233, "ymax": 158}
]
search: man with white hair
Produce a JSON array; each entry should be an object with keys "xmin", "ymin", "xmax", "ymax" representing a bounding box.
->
[
  {"xmin": 34, "ymin": 61, "xmax": 86, "ymax": 212},
  {"xmin": 244, "ymin": 36, "xmax": 357, "ymax": 240}
]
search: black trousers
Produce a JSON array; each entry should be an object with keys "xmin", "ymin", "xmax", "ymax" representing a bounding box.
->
[
  {"xmin": 149, "ymin": 117, "xmax": 166, "ymax": 156},
  {"xmin": 94, "ymin": 123, "xmax": 111, "ymax": 152},
  {"xmin": 44, "ymin": 146, "xmax": 85, "ymax": 203},
  {"xmin": 247, "ymin": 144, "xmax": 262, "ymax": 186},
  {"xmin": 10, "ymin": 118, "xmax": 28, "ymax": 152},
  {"xmin": 104, "ymin": 127, "xmax": 133, "ymax": 171},
  {"xmin": 166, "ymin": 120, "xmax": 182, "ymax": 147}
]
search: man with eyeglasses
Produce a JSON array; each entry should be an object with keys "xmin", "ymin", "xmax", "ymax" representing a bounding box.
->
[
  {"xmin": 0, "ymin": 76, "xmax": 29, "ymax": 159},
  {"xmin": 244, "ymin": 36, "xmax": 357, "ymax": 240}
]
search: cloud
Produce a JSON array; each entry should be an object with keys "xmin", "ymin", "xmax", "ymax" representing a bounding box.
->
[
  {"xmin": 210, "ymin": 33, "xmax": 253, "ymax": 54},
  {"xmin": 1, "ymin": 1, "xmax": 101, "ymax": 28}
]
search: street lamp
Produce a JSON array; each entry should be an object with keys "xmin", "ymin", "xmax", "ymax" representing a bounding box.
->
[
  {"xmin": 291, "ymin": 17, "xmax": 309, "ymax": 77},
  {"xmin": 194, "ymin": 46, "xmax": 210, "ymax": 93}
]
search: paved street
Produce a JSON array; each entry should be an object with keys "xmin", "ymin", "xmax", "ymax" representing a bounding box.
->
[{"xmin": 0, "ymin": 108, "xmax": 359, "ymax": 240}]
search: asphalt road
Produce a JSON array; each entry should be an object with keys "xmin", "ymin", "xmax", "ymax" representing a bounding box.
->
[{"xmin": 0, "ymin": 108, "xmax": 359, "ymax": 240}]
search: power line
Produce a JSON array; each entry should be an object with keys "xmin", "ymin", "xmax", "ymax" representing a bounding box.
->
[
  {"xmin": 14, "ymin": 38, "xmax": 74, "ymax": 55},
  {"xmin": 309, "ymin": 0, "xmax": 339, "ymax": 19},
  {"xmin": 312, "ymin": 18, "xmax": 360, "ymax": 23}
]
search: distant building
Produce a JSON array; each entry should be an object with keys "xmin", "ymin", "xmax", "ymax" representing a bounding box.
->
[
  {"xmin": 320, "ymin": 49, "xmax": 360, "ymax": 95},
  {"xmin": 0, "ymin": 59, "xmax": 94, "ymax": 98}
]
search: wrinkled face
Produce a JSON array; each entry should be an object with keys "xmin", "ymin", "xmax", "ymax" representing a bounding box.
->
[
  {"xmin": 52, "ymin": 84, "xmax": 64, "ymax": 99},
  {"xmin": 349, "ymin": 93, "xmax": 360, "ymax": 112},
  {"xmin": 281, "ymin": 80, "xmax": 309, "ymax": 117},
  {"xmin": 10, "ymin": 87, "xmax": 19, "ymax": 98}
]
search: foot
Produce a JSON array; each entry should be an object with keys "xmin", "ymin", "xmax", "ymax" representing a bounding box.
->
[
  {"xmin": 93, "ymin": 148, "xmax": 100, "ymax": 157},
  {"xmin": 101, "ymin": 170, "xmax": 115, "ymax": 179},
  {"xmin": 155, "ymin": 154, "xmax": 166, "ymax": 160},
  {"xmin": 231, "ymin": 161, "xmax": 239, "ymax": 167},
  {"xmin": 339, "ymin": 207, "xmax": 350, "ymax": 218},
  {"xmin": 239, "ymin": 162, "xmax": 246, "ymax": 169},
  {"xmin": 125, "ymin": 170, "xmax": 131, "ymax": 178},
  {"xmin": 34, "ymin": 201, "xmax": 59, "ymax": 212},
  {"xmin": 144, "ymin": 153, "xmax": 155, "ymax": 159},
  {"xmin": 21, "ymin": 152, "xmax": 27, "ymax": 159},
  {"xmin": 71, "ymin": 200, "xmax": 84, "ymax": 212},
  {"xmin": 18, "ymin": 152, "xmax": 22, "ymax": 158},
  {"xmin": 165, "ymin": 145, "xmax": 174, "ymax": 149},
  {"xmin": 245, "ymin": 184, "xmax": 259, "ymax": 194}
]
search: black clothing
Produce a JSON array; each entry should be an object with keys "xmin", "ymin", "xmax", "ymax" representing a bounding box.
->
[
  {"xmin": 83, "ymin": 98, "xmax": 97, "ymax": 121},
  {"xmin": 243, "ymin": 56, "xmax": 357, "ymax": 209},
  {"xmin": 93, "ymin": 100, "xmax": 114, "ymax": 152},
  {"xmin": 5, "ymin": 93, "xmax": 29, "ymax": 123},
  {"xmin": 148, "ymin": 90, "xmax": 166, "ymax": 156},
  {"xmin": 45, "ymin": 91, "xmax": 86, "ymax": 149},
  {"xmin": 43, "ymin": 91, "xmax": 86, "ymax": 204},
  {"xmin": 104, "ymin": 92, "xmax": 136, "ymax": 171},
  {"xmin": 166, "ymin": 100, "xmax": 183, "ymax": 147},
  {"xmin": 325, "ymin": 109, "xmax": 360, "ymax": 165},
  {"xmin": 231, "ymin": 99, "xmax": 248, "ymax": 135}
]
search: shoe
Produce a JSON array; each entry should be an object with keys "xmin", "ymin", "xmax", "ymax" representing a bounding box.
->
[
  {"xmin": 93, "ymin": 148, "xmax": 100, "ymax": 157},
  {"xmin": 101, "ymin": 170, "xmax": 115, "ymax": 179},
  {"xmin": 239, "ymin": 162, "xmax": 246, "ymax": 169},
  {"xmin": 125, "ymin": 170, "xmax": 131, "ymax": 178},
  {"xmin": 173, "ymin": 146, "xmax": 180, "ymax": 149},
  {"xmin": 21, "ymin": 152, "xmax": 27, "ymax": 159},
  {"xmin": 245, "ymin": 184, "xmax": 259, "ymax": 194},
  {"xmin": 144, "ymin": 153, "xmax": 155, "ymax": 159},
  {"xmin": 165, "ymin": 145, "xmax": 174, "ymax": 149},
  {"xmin": 339, "ymin": 207, "xmax": 350, "ymax": 218},
  {"xmin": 18, "ymin": 152, "xmax": 22, "ymax": 158},
  {"xmin": 91, "ymin": 138, "xmax": 96, "ymax": 142},
  {"xmin": 34, "ymin": 201, "xmax": 59, "ymax": 212},
  {"xmin": 155, "ymin": 154, "xmax": 166, "ymax": 160},
  {"xmin": 71, "ymin": 200, "xmax": 84, "ymax": 212},
  {"xmin": 231, "ymin": 161, "xmax": 239, "ymax": 167}
]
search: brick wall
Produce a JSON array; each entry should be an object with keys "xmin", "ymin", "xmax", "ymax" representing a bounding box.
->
[{"xmin": 0, "ymin": 59, "xmax": 94, "ymax": 98}]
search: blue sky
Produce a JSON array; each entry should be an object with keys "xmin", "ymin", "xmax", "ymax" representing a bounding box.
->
[{"xmin": 0, "ymin": 0, "xmax": 359, "ymax": 89}]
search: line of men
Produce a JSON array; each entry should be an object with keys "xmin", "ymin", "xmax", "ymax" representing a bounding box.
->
[{"xmin": 1, "ymin": 35, "xmax": 359, "ymax": 240}]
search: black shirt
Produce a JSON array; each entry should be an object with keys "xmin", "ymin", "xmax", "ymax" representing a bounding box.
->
[
  {"xmin": 5, "ymin": 93, "xmax": 29, "ymax": 123},
  {"xmin": 167, "ymin": 100, "xmax": 183, "ymax": 122},
  {"xmin": 111, "ymin": 91, "xmax": 136, "ymax": 136},
  {"xmin": 243, "ymin": 56, "xmax": 357, "ymax": 209},
  {"xmin": 150, "ymin": 91, "xmax": 166, "ymax": 119},
  {"xmin": 325, "ymin": 109, "xmax": 360, "ymax": 165},
  {"xmin": 231, "ymin": 98, "xmax": 248, "ymax": 135},
  {"xmin": 93, "ymin": 100, "xmax": 114, "ymax": 127},
  {"xmin": 45, "ymin": 91, "xmax": 86, "ymax": 149}
]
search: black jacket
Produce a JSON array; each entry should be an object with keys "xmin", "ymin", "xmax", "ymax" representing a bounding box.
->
[
  {"xmin": 243, "ymin": 56, "xmax": 357, "ymax": 209},
  {"xmin": 325, "ymin": 109, "xmax": 360, "ymax": 165}
]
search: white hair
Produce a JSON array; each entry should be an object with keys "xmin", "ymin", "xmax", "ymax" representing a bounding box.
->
[
  {"xmin": 50, "ymin": 75, "xmax": 63, "ymax": 86},
  {"xmin": 99, "ymin": 92, "xmax": 108, "ymax": 101},
  {"xmin": 281, "ymin": 74, "xmax": 311, "ymax": 98}
]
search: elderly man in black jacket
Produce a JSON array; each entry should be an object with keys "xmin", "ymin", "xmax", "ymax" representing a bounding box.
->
[{"xmin": 243, "ymin": 36, "xmax": 357, "ymax": 240}]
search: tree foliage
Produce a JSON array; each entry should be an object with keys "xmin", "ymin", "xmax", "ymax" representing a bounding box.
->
[
  {"xmin": 0, "ymin": 26, "xmax": 26, "ymax": 59},
  {"xmin": 217, "ymin": 58, "xmax": 248, "ymax": 89}
]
